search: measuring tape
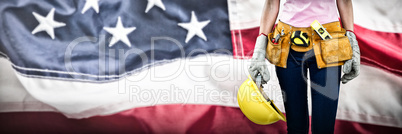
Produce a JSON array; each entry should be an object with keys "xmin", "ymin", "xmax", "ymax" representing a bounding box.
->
[{"xmin": 291, "ymin": 31, "xmax": 310, "ymax": 47}]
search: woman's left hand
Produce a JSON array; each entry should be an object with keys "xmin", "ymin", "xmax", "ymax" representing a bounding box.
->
[{"xmin": 341, "ymin": 31, "xmax": 360, "ymax": 84}]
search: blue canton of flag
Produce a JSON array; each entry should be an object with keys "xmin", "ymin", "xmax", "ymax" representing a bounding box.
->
[{"xmin": 0, "ymin": 0, "xmax": 232, "ymax": 81}]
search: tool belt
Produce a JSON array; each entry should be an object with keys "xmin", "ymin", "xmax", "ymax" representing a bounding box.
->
[{"xmin": 265, "ymin": 21, "xmax": 353, "ymax": 69}]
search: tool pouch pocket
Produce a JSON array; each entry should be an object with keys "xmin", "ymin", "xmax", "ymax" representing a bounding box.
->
[
  {"xmin": 320, "ymin": 32, "xmax": 353, "ymax": 64},
  {"xmin": 266, "ymin": 33, "xmax": 282, "ymax": 65}
]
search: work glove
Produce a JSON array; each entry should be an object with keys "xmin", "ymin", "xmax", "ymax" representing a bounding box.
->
[
  {"xmin": 341, "ymin": 31, "xmax": 360, "ymax": 84},
  {"xmin": 248, "ymin": 34, "xmax": 270, "ymax": 84}
]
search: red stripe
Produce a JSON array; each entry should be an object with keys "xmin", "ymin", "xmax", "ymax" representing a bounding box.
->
[
  {"xmin": 1, "ymin": 104, "xmax": 401, "ymax": 133},
  {"xmin": 231, "ymin": 25, "xmax": 402, "ymax": 76},
  {"xmin": 355, "ymin": 25, "xmax": 402, "ymax": 77},
  {"xmin": 231, "ymin": 28, "xmax": 259, "ymax": 59}
]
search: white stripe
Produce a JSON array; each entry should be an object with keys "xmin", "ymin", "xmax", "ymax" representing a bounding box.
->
[
  {"xmin": 0, "ymin": 58, "xmax": 56, "ymax": 112},
  {"xmin": 228, "ymin": 0, "xmax": 286, "ymax": 30},
  {"xmin": 353, "ymin": 0, "xmax": 402, "ymax": 33},
  {"xmin": 228, "ymin": 0, "xmax": 264, "ymax": 30},
  {"xmin": 0, "ymin": 55, "xmax": 285, "ymax": 118},
  {"xmin": 337, "ymin": 65, "xmax": 402, "ymax": 128},
  {"xmin": 1, "ymin": 57, "xmax": 402, "ymax": 128}
]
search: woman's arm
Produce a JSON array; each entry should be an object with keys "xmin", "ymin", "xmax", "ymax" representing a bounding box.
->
[
  {"xmin": 338, "ymin": 0, "xmax": 360, "ymax": 84},
  {"xmin": 337, "ymin": 0, "xmax": 354, "ymax": 31},
  {"xmin": 259, "ymin": 0, "xmax": 281, "ymax": 35}
]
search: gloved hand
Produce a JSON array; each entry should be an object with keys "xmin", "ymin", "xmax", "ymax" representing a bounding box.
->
[
  {"xmin": 248, "ymin": 34, "xmax": 270, "ymax": 84},
  {"xmin": 341, "ymin": 31, "xmax": 360, "ymax": 84}
]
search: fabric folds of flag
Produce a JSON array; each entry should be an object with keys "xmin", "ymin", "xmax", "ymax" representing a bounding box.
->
[
  {"xmin": 0, "ymin": 0, "xmax": 232, "ymax": 81},
  {"xmin": 0, "ymin": 0, "xmax": 402, "ymax": 133}
]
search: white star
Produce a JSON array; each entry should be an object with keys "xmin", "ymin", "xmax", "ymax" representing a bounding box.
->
[
  {"xmin": 82, "ymin": 0, "xmax": 99, "ymax": 14},
  {"xmin": 145, "ymin": 0, "xmax": 166, "ymax": 13},
  {"xmin": 31, "ymin": 8, "xmax": 66, "ymax": 39},
  {"xmin": 103, "ymin": 17, "xmax": 136, "ymax": 47},
  {"xmin": 178, "ymin": 11, "xmax": 210, "ymax": 43}
]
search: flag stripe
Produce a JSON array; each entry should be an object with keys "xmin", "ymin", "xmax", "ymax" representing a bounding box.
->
[
  {"xmin": 0, "ymin": 105, "xmax": 401, "ymax": 133},
  {"xmin": 353, "ymin": 0, "xmax": 402, "ymax": 33},
  {"xmin": 355, "ymin": 24, "xmax": 402, "ymax": 76},
  {"xmin": 1, "ymin": 55, "xmax": 269, "ymax": 118},
  {"xmin": 231, "ymin": 28, "xmax": 257, "ymax": 58},
  {"xmin": 337, "ymin": 64, "xmax": 402, "ymax": 127}
]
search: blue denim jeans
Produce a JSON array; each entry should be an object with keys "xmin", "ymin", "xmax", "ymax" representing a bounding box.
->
[{"xmin": 276, "ymin": 49, "xmax": 341, "ymax": 134}]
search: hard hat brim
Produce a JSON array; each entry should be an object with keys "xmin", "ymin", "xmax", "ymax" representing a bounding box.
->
[{"xmin": 237, "ymin": 75, "xmax": 286, "ymax": 125}]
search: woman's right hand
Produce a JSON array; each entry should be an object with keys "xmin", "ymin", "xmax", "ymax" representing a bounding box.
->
[
  {"xmin": 249, "ymin": 0, "xmax": 280, "ymax": 84},
  {"xmin": 248, "ymin": 34, "xmax": 270, "ymax": 84}
]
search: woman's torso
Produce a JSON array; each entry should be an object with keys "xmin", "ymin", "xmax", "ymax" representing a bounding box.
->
[{"xmin": 279, "ymin": 0, "xmax": 339, "ymax": 27}]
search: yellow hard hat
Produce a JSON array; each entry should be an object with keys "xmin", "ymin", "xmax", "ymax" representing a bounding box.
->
[{"xmin": 237, "ymin": 75, "xmax": 286, "ymax": 125}]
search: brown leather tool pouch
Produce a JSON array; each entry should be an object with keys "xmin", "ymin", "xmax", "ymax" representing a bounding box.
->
[
  {"xmin": 266, "ymin": 33, "xmax": 283, "ymax": 65},
  {"xmin": 320, "ymin": 32, "xmax": 353, "ymax": 64}
]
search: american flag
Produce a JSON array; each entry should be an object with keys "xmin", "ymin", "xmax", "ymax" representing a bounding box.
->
[
  {"xmin": 0, "ymin": 0, "xmax": 401, "ymax": 133},
  {"xmin": 0, "ymin": 0, "xmax": 231, "ymax": 81}
]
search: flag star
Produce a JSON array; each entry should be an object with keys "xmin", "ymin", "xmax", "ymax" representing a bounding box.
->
[
  {"xmin": 178, "ymin": 11, "xmax": 211, "ymax": 43},
  {"xmin": 82, "ymin": 0, "xmax": 99, "ymax": 14},
  {"xmin": 103, "ymin": 17, "xmax": 136, "ymax": 47},
  {"xmin": 31, "ymin": 8, "xmax": 66, "ymax": 39},
  {"xmin": 145, "ymin": 0, "xmax": 166, "ymax": 13}
]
